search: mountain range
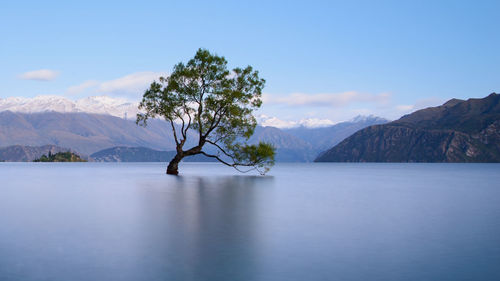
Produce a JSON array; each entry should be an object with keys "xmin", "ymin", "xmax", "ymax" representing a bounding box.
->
[
  {"xmin": 3, "ymin": 93, "xmax": 498, "ymax": 163},
  {"xmin": 316, "ymin": 93, "xmax": 500, "ymax": 162},
  {"xmin": 0, "ymin": 108, "xmax": 387, "ymax": 161}
]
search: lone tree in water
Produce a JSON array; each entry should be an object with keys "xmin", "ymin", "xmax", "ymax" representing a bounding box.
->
[{"xmin": 137, "ymin": 49, "xmax": 275, "ymax": 175}]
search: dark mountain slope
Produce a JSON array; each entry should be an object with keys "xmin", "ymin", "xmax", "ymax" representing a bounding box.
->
[{"xmin": 316, "ymin": 93, "xmax": 500, "ymax": 162}]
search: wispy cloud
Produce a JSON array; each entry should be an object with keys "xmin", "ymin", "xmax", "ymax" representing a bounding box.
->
[
  {"xmin": 19, "ymin": 69, "xmax": 59, "ymax": 81},
  {"xmin": 394, "ymin": 97, "xmax": 445, "ymax": 114},
  {"xmin": 258, "ymin": 91, "xmax": 446, "ymax": 124},
  {"xmin": 262, "ymin": 91, "xmax": 391, "ymax": 107},
  {"xmin": 66, "ymin": 80, "xmax": 99, "ymax": 95},
  {"xmin": 97, "ymin": 72, "xmax": 165, "ymax": 97},
  {"xmin": 258, "ymin": 114, "xmax": 335, "ymax": 128},
  {"xmin": 65, "ymin": 71, "xmax": 166, "ymax": 98}
]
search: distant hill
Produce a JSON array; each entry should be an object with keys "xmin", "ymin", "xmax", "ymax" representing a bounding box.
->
[
  {"xmin": 0, "ymin": 145, "xmax": 80, "ymax": 162},
  {"xmin": 90, "ymin": 146, "xmax": 214, "ymax": 162},
  {"xmin": 316, "ymin": 93, "xmax": 500, "ymax": 162}
]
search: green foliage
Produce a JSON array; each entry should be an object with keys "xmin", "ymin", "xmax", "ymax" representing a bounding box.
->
[
  {"xmin": 137, "ymin": 48, "xmax": 275, "ymax": 174},
  {"xmin": 34, "ymin": 151, "xmax": 86, "ymax": 162}
]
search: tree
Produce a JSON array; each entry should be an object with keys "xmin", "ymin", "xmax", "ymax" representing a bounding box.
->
[{"xmin": 136, "ymin": 49, "xmax": 275, "ymax": 175}]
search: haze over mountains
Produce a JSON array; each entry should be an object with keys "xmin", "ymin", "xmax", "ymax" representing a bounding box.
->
[
  {"xmin": 0, "ymin": 95, "xmax": 389, "ymax": 162},
  {"xmin": 316, "ymin": 93, "xmax": 500, "ymax": 162}
]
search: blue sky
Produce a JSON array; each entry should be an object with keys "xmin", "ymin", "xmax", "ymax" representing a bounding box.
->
[{"xmin": 1, "ymin": 0, "xmax": 499, "ymax": 124}]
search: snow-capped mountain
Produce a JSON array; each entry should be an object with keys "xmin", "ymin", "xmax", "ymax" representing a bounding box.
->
[
  {"xmin": 75, "ymin": 96, "xmax": 139, "ymax": 119},
  {"xmin": 0, "ymin": 95, "xmax": 388, "ymax": 129},
  {"xmin": 0, "ymin": 95, "xmax": 139, "ymax": 119}
]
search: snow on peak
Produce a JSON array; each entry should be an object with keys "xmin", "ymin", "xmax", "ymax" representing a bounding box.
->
[
  {"xmin": 258, "ymin": 114, "xmax": 388, "ymax": 128},
  {"xmin": 0, "ymin": 95, "xmax": 139, "ymax": 119}
]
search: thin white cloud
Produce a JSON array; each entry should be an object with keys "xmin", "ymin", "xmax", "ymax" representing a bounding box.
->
[
  {"xmin": 298, "ymin": 118, "xmax": 335, "ymax": 127},
  {"xmin": 19, "ymin": 69, "xmax": 59, "ymax": 81},
  {"xmin": 65, "ymin": 71, "xmax": 166, "ymax": 99},
  {"xmin": 66, "ymin": 80, "xmax": 99, "ymax": 95},
  {"xmin": 395, "ymin": 105, "xmax": 414, "ymax": 112},
  {"xmin": 258, "ymin": 114, "xmax": 335, "ymax": 128},
  {"xmin": 263, "ymin": 91, "xmax": 391, "ymax": 107},
  {"xmin": 97, "ymin": 72, "xmax": 165, "ymax": 97},
  {"xmin": 395, "ymin": 97, "xmax": 445, "ymax": 114},
  {"xmin": 259, "ymin": 92, "xmax": 447, "ymax": 125}
]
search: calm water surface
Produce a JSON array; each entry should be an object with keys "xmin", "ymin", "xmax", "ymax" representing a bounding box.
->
[{"xmin": 0, "ymin": 163, "xmax": 499, "ymax": 281}]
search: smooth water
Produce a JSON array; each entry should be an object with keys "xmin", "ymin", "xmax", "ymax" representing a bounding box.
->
[{"xmin": 0, "ymin": 163, "xmax": 499, "ymax": 281}]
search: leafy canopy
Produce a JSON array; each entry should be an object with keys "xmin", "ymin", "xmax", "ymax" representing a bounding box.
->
[{"xmin": 137, "ymin": 49, "xmax": 275, "ymax": 174}]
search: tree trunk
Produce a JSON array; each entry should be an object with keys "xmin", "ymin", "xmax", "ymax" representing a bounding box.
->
[{"xmin": 166, "ymin": 153, "xmax": 183, "ymax": 175}]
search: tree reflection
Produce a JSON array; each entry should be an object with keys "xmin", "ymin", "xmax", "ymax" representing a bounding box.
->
[{"xmin": 136, "ymin": 175, "xmax": 273, "ymax": 281}]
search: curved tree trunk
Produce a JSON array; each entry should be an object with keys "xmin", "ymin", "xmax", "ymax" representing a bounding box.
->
[{"xmin": 166, "ymin": 153, "xmax": 183, "ymax": 175}]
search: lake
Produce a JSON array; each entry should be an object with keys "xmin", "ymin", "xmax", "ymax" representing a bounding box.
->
[{"xmin": 0, "ymin": 163, "xmax": 499, "ymax": 281}]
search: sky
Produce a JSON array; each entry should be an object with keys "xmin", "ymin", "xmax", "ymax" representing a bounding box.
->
[{"xmin": 1, "ymin": 0, "xmax": 499, "ymax": 125}]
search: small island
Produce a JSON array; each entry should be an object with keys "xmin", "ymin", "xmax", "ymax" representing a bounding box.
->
[{"xmin": 33, "ymin": 151, "xmax": 87, "ymax": 162}]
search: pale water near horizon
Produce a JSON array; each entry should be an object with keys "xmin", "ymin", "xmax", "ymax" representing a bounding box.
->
[{"xmin": 0, "ymin": 163, "xmax": 499, "ymax": 281}]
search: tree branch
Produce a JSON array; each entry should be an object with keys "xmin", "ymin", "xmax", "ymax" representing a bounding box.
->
[
  {"xmin": 205, "ymin": 139, "xmax": 234, "ymax": 158},
  {"xmin": 183, "ymin": 106, "xmax": 192, "ymax": 139},
  {"xmin": 168, "ymin": 118, "xmax": 180, "ymax": 146},
  {"xmin": 197, "ymin": 77, "xmax": 206, "ymax": 143},
  {"xmin": 203, "ymin": 105, "xmax": 227, "ymax": 138},
  {"xmin": 200, "ymin": 150, "xmax": 269, "ymax": 175},
  {"xmin": 173, "ymin": 110, "xmax": 185, "ymax": 140}
]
